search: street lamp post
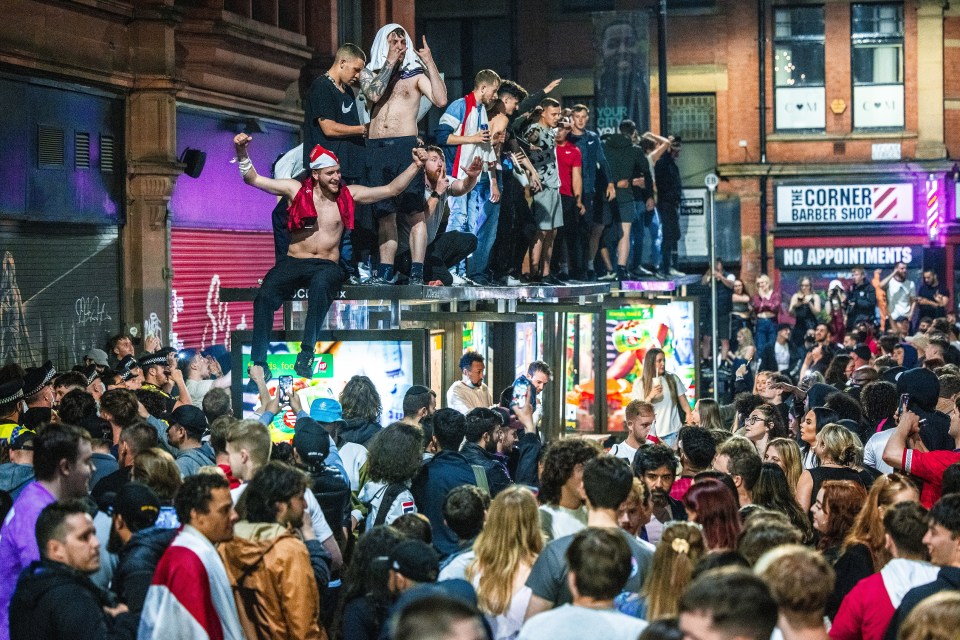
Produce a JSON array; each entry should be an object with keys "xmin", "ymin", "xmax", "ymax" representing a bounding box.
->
[{"xmin": 705, "ymin": 173, "xmax": 719, "ymax": 401}]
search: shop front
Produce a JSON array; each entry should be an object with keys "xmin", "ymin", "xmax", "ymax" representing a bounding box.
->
[{"xmin": 773, "ymin": 177, "xmax": 941, "ymax": 324}]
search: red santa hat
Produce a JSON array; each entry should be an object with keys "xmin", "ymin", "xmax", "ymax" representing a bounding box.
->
[{"xmin": 309, "ymin": 145, "xmax": 340, "ymax": 170}]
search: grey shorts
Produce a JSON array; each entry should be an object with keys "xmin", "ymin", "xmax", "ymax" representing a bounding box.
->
[{"xmin": 532, "ymin": 188, "xmax": 563, "ymax": 230}]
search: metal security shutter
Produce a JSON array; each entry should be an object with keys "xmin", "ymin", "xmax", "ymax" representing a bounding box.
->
[
  {"xmin": 0, "ymin": 223, "xmax": 120, "ymax": 370},
  {"xmin": 170, "ymin": 229, "xmax": 280, "ymax": 351}
]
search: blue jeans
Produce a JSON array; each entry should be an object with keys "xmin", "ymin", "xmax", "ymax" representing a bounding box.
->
[
  {"xmin": 628, "ymin": 201, "xmax": 646, "ymax": 271},
  {"xmin": 640, "ymin": 208, "xmax": 662, "ymax": 269},
  {"xmin": 755, "ymin": 317, "xmax": 777, "ymax": 354},
  {"xmin": 446, "ymin": 174, "xmax": 502, "ymax": 279}
]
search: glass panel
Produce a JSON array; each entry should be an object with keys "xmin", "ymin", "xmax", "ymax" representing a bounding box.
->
[
  {"xmin": 774, "ymin": 43, "xmax": 825, "ymax": 87},
  {"xmin": 852, "ymin": 4, "xmax": 903, "ymax": 38},
  {"xmin": 852, "ymin": 44, "xmax": 903, "ymax": 84},
  {"xmin": 668, "ymin": 94, "xmax": 716, "ymax": 142},
  {"xmin": 775, "ymin": 7, "xmax": 825, "ymax": 39}
]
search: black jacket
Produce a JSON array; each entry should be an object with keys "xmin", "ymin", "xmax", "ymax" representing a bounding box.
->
[
  {"xmin": 885, "ymin": 566, "xmax": 960, "ymax": 640},
  {"xmin": 507, "ymin": 432, "xmax": 543, "ymax": 488},
  {"xmin": 113, "ymin": 526, "xmax": 178, "ymax": 613},
  {"xmin": 460, "ymin": 442, "xmax": 512, "ymax": 497},
  {"xmin": 897, "ymin": 368, "xmax": 955, "ymax": 451},
  {"xmin": 338, "ymin": 418, "xmax": 381, "ymax": 447},
  {"xmin": 10, "ymin": 560, "xmax": 136, "ymax": 640},
  {"xmin": 846, "ymin": 282, "xmax": 877, "ymax": 327},
  {"xmin": 758, "ymin": 341, "xmax": 802, "ymax": 377}
]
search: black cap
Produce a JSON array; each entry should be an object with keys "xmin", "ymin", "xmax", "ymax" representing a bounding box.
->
[
  {"xmin": 114, "ymin": 483, "xmax": 161, "ymax": 532},
  {"xmin": 388, "ymin": 540, "xmax": 440, "ymax": 583},
  {"xmin": 404, "ymin": 385, "xmax": 432, "ymax": 398},
  {"xmin": 138, "ymin": 348, "xmax": 174, "ymax": 369},
  {"xmin": 777, "ymin": 322, "xmax": 793, "ymax": 332},
  {"xmin": 83, "ymin": 364, "xmax": 101, "ymax": 386},
  {"xmin": 853, "ymin": 344, "xmax": 872, "ymax": 362},
  {"xmin": 169, "ymin": 405, "xmax": 208, "ymax": 438},
  {"xmin": 118, "ymin": 355, "xmax": 140, "ymax": 381},
  {"xmin": 292, "ymin": 416, "xmax": 330, "ymax": 463},
  {"xmin": 22, "ymin": 361, "xmax": 56, "ymax": 397},
  {"xmin": 10, "ymin": 430, "xmax": 34, "ymax": 451},
  {"xmin": 78, "ymin": 415, "xmax": 111, "ymax": 443},
  {"xmin": 0, "ymin": 379, "xmax": 23, "ymax": 404}
]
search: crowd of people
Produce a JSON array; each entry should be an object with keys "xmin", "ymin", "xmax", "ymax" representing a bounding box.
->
[
  {"xmin": 0, "ymin": 285, "xmax": 959, "ymax": 640},
  {"xmin": 256, "ymin": 23, "xmax": 686, "ymax": 293}
]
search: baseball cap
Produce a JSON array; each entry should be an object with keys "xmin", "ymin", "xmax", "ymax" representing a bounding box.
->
[
  {"xmin": 113, "ymin": 483, "xmax": 161, "ymax": 532},
  {"xmin": 853, "ymin": 344, "xmax": 872, "ymax": 362},
  {"xmin": 388, "ymin": 540, "xmax": 440, "ymax": 583},
  {"xmin": 310, "ymin": 398, "xmax": 343, "ymax": 423},
  {"xmin": 10, "ymin": 430, "xmax": 34, "ymax": 451},
  {"xmin": 292, "ymin": 416, "xmax": 331, "ymax": 464},
  {"xmin": 85, "ymin": 349, "xmax": 109, "ymax": 367},
  {"xmin": 169, "ymin": 405, "xmax": 208, "ymax": 438}
]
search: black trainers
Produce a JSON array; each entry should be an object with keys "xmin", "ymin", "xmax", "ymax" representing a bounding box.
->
[
  {"xmin": 408, "ymin": 276, "xmax": 424, "ymax": 285},
  {"xmin": 294, "ymin": 350, "xmax": 315, "ymax": 378},
  {"xmin": 543, "ymin": 274, "xmax": 566, "ymax": 286}
]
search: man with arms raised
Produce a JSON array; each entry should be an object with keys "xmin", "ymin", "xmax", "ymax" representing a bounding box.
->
[
  {"xmin": 235, "ymin": 133, "xmax": 426, "ymax": 378},
  {"xmin": 360, "ymin": 24, "xmax": 446, "ymax": 284},
  {"xmin": 394, "ymin": 146, "xmax": 481, "ymax": 285}
]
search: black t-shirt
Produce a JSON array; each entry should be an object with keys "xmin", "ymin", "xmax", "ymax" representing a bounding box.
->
[
  {"xmin": 302, "ymin": 74, "xmax": 365, "ymax": 179},
  {"xmin": 917, "ymin": 281, "xmax": 947, "ymax": 318}
]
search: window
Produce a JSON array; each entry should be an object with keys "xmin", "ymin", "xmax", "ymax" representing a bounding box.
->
[
  {"xmin": 773, "ymin": 7, "xmax": 826, "ymax": 131},
  {"xmin": 668, "ymin": 94, "xmax": 716, "ymax": 142},
  {"xmin": 852, "ymin": 3, "xmax": 904, "ymax": 128}
]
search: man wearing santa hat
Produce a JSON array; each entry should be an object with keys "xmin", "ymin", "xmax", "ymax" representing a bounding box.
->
[{"xmin": 233, "ymin": 132, "xmax": 427, "ymax": 378}]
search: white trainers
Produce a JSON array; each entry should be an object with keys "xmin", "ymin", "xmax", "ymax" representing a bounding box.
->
[
  {"xmin": 450, "ymin": 271, "xmax": 479, "ymax": 286},
  {"xmin": 668, "ymin": 268, "xmax": 687, "ymax": 277}
]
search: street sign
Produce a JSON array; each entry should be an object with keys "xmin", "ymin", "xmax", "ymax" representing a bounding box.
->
[{"xmin": 705, "ymin": 173, "xmax": 719, "ymax": 192}]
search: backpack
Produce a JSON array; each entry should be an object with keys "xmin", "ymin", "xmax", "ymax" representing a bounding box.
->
[{"xmin": 309, "ymin": 465, "xmax": 351, "ymax": 534}]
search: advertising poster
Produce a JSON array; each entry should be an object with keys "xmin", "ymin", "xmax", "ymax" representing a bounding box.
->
[
  {"xmin": 237, "ymin": 338, "xmax": 416, "ymax": 443},
  {"xmin": 592, "ymin": 11, "xmax": 650, "ymax": 136},
  {"xmin": 563, "ymin": 314, "xmax": 596, "ymax": 433},
  {"xmin": 598, "ymin": 302, "xmax": 697, "ymax": 432}
]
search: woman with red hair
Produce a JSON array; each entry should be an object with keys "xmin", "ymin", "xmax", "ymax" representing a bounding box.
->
[{"xmin": 682, "ymin": 478, "xmax": 741, "ymax": 551}]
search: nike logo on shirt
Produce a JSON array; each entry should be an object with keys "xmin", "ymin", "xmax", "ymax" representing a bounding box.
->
[
  {"xmin": 587, "ymin": 140, "xmax": 596, "ymax": 145},
  {"xmin": 341, "ymin": 102, "xmax": 352, "ymax": 113}
]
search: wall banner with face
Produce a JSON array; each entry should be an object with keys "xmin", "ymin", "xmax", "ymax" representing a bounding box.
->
[{"xmin": 592, "ymin": 11, "xmax": 650, "ymax": 137}]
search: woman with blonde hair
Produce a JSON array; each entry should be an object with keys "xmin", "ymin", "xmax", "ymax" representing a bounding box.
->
[
  {"xmin": 631, "ymin": 348, "xmax": 688, "ymax": 447},
  {"xmin": 466, "ymin": 485, "xmax": 543, "ymax": 640},
  {"xmin": 687, "ymin": 398, "xmax": 726, "ymax": 431},
  {"xmin": 827, "ymin": 474, "xmax": 919, "ymax": 617},
  {"xmin": 796, "ymin": 423, "xmax": 874, "ymax": 514},
  {"xmin": 617, "ymin": 521, "xmax": 706, "ymax": 621},
  {"xmin": 764, "ymin": 438, "xmax": 803, "ymax": 492}
]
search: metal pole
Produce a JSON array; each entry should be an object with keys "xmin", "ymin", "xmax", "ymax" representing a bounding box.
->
[
  {"xmin": 658, "ymin": 0, "xmax": 669, "ymax": 134},
  {"xmin": 705, "ymin": 174, "xmax": 719, "ymax": 400}
]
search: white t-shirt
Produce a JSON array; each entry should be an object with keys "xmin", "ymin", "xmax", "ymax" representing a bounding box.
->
[
  {"xmin": 774, "ymin": 341, "xmax": 791, "ymax": 372},
  {"xmin": 863, "ymin": 429, "xmax": 895, "ymax": 474},
  {"xmin": 632, "ymin": 373, "xmax": 685, "ymax": 439},
  {"xmin": 517, "ymin": 605, "xmax": 647, "ymax": 640},
  {"xmin": 608, "ymin": 441, "xmax": 638, "ymax": 465},
  {"xmin": 232, "ymin": 481, "xmax": 333, "ymax": 543},
  {"xmin": 185, "ymin": 378, "xmax": 215, "ymax": 408},
  {"xmin": 887, "ymin": 278, "xmax": 916, "ymax": 320},
  {"xmin": 539, "ymin": 504, "xmax": 587, "ymax": 543},
  {"xmin": 446, "ymin": 380, "xmax": 493, "ymax": 414}
]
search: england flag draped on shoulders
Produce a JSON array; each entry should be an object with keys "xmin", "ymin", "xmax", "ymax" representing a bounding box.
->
[{"xmin": 137, "ymin": 526, "xmax": 244, "ymax": 640}]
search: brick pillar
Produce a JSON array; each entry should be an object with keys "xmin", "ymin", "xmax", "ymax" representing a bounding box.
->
[
  {"xmin": 917, "ymin": 0, "xmax": 948, "ymax": 159},
  {"xmin": 123, "ymin": 0, "xmax": 180, "ymax": 344}
]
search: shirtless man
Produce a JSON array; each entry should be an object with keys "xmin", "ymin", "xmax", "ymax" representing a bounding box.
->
[
  {"xmin": 234, "ymin": 133, "xmax": 427, "ymax": 378},
  {"xmin": 361, "ymin": 24, "xmax": 447, "ymax": 284}
]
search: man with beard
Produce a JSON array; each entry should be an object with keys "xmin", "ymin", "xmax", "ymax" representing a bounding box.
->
[
  {"xmin": 916, "ymin": 269, "xmax": 948, "ymax": 323},
  {"xmin": 631, "ymin": 444, "xmax": 686, "ymax": 545},
  {"xmin": 235, "ymin": 133, "xmax": 426, "ymax": 378},
  {"xmin": 217, "ymin": 462, "xmax": 324, "ymax": 639},
  {"xmin": 460, "ymin": 408, "xmax": 511, "ymax": 496},
  {"xmin": 880, "ymin": 261, "xmax": 916, "ymax": 327},
  {"xmin": 394, "ymin": 146, "xmax": 482, "ymax": 285}
]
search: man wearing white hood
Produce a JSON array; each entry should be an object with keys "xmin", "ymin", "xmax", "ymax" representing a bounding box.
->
[{"xmin": 361, "ymin": 24, "xmax": 447, "ymax": 285}]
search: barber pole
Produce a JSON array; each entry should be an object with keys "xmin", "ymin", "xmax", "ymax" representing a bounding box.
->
[{"xmin": 926, "ymin": 174, "xmax": 941, "ymax": 243}]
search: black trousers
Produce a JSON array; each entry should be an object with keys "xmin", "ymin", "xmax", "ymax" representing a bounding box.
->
[
  {"xmin": 252, "ymin": 256, "xmax": 344, "ymax": 362},
  {"xmin": 396, "ymin": 231, "xmax": 477, "ymax": 285}
]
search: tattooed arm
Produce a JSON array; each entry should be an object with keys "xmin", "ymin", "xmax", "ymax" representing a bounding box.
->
[{"xmin": 359, "ymin": 60, "xmax": 398, "ymax": 105}]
